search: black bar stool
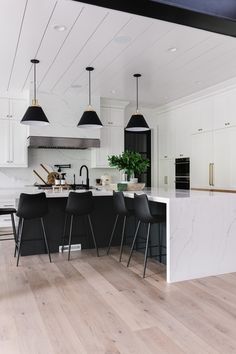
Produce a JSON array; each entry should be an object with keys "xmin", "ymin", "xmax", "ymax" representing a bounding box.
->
[
  {"xmin": 16, "ymin": 193, "xmax": 51, "ymax": 266},
  {"xmin": 0, "ymin": 208, "xmax": 17, "ymax": 252},
  {"xmin": 107, "ymin": 191, "xmax": 134, "ymax": 262},
  {"xmin": 127, "ymin": 193, "xmax": 166, "ymax": 278},
  {"xmin": 62, "ymin": 191, "xmax": 99, "ymax": 260}
]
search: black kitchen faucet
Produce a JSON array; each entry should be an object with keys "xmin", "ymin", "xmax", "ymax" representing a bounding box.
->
[{"xmin": 79, "ymin": 165, "xmax": 90, "ymax": 190}]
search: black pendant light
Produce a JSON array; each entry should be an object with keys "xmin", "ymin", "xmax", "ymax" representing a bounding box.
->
[
  {"xmin": 125, "ymin": 74, "xmax": 150, "ymax": 132},
  {"xmin": 21, "ymin": 59, "xmax": 49, "ymax": 126},
  {"xmin": 77, "ymin": 67, "xmax": 103, "ymax": 129}
]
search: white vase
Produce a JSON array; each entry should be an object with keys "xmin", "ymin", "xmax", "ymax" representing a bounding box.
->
[{"xmin": 121, "ymin": 172, "xmax": 128, "ymax": 182}]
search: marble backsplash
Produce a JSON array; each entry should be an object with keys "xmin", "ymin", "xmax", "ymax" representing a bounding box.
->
[{"xmin": 0, "ymin": 149, "xmax": 120, "ymax": 187}]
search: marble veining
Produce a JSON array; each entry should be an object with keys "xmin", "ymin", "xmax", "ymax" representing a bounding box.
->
[{"xmin": 1, "ymin": 186, "xmax": 236, "ymax": 283}]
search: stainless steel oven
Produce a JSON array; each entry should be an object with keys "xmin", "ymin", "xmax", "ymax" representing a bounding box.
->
[{"xmin": 175, "ymin": 157, "xmax": 190, "ymax": 190}]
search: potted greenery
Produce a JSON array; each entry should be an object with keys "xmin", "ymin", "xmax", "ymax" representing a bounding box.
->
[{"xmin": 108, "ymin": 150, "xmax": 150, "ymax": 182}]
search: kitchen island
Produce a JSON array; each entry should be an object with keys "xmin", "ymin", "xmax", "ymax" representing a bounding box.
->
[{"xmin": 1, "ymin": 187, "xmax": 236, "ymax": 283}]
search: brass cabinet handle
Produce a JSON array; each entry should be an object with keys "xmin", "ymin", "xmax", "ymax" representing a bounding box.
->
[
  {"xmin": 211, "ymin": 163, "xmax": 214, "ymax": 186},
  {"xmin": 209, "ymin": 163, "xmax": 214, "ymax": 186}
]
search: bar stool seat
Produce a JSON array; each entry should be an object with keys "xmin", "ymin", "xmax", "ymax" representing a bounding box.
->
[
  {"xmin": 15, "ymin": 193, "xmax": 51, "ymax": 266},
  {"xmin": 127, "ymin": 193, "xmax": 166, "ymax": 278},
  {"xmin": 107, "ymin": 191, "xmax": 134, "ymax": 262},
  {"xmin": 62, "ymin": 191, "xmax": 99, "ymax": 260},
  {"xmin": 0, "ymin": 208, "xmax": 16, "ymax": 215}
]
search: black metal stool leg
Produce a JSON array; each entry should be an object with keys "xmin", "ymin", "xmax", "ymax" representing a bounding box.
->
[
  {"xmin": 14, "ymin": 217, "xmax": 22, "ymax": 258},
  {"xmin": 10, "ymin": 213, "xmax": 17, "ymax": 248},
  {"xmin": 41, "ymin": 218, "xmax": 52, "ymax": 263},
  {"xmin": 61, "ymin": 214, "xmax": 68, "ymax": 253},
  {"xmin": 68, "ymin": 215, "xmax": 74, "ymax": 261},
  {"xmin": 119, "ymin": 216, "xmax": 126, "ymax": 262},
  {"xmin": 127, "ymin": 220, "xmax": 141, "ymax": 267},
  {"xmin": 107, "ymin": 214, "xmax": 118, "ymax": 255},
  {"xmin": 88, "ymin": 215, "xmax": 99, "ymax": 257},
  {"xmin": 16, "ymin": 219, "xmax": 24, "ymax": 267},
  {"xmin": 143, "ymin": 223, "xmax": 151, "ymax": 278},
  {"xmin": 159, "ymin": 223, "xmax": 162, "ymax": 263}
]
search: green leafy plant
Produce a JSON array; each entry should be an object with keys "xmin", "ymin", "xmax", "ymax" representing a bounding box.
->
[{"xmin": 108, "ymin": 150, "xmax": 150, "ymax": 180}]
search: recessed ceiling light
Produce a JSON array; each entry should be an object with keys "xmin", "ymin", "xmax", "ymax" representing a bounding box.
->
[
  {"xmin": 111, "ymin": 89, "xmax": 116, "ymax": 94},
  {"xmin": 53, "ymin": 25, "xmax": 67, "ymax": 32},
  {"xmin": 114, "ymin": 35, "xmax": 131, "ymax": 44},
  {"xmin": 168, "ymin": 47, "xmax": 177, "ymax": 52},
  {"xmin": 71, "ymin": 84, "xmax": 82, "ymax": 89},
  {"xmin": 195, "ymin": 81, "xmax": 202, "ymax": 85}
]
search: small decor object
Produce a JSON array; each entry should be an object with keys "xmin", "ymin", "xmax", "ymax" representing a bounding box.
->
[
  {"xmin": 117, "ymin": 183, "xmax": 128, "ymax": 192},
  {"xmin": 101, "ymin": 175, "xmax": 111, "ymax": 186},
  {"xmin": 77, "ymin": 67, "xmax": 103, "ymax": 129},
  {"xmin": 108, "ymin": 150, "xmax": 150, "ymax": 181},
  {"xmin": 21, "ymin": 59, "xmax": 50, "ymax": 126},
  {"xmin": 125, "ymin": 74, "xmax": 150, "ymax": 131}
]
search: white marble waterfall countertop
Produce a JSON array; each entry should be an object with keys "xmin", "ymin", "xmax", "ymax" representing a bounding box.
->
[
  {"xmin": 0, "ymin": 186, "xmax": 235, "ymax": 202},
  {"xmin": 2, "ymin": 186, "xmax": 236, "ymax": 284}
]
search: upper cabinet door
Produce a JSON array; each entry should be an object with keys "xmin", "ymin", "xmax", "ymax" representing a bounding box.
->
[
  {"xmin": 174, "ymin": 107, "xmax": 192, "ymax": 158},
  {"xmin": 158, "ymin": 112, "xmax": 175, "ymax": 160},
  {"xmin": 0, "ymin": 98, "xmax": 10, "ymax": 119},
  {"xmin": 11, "ymin": 120, "xmax": 28, "ymax": 167},
  {"xmin": 190, "ymin": 97, "xmax": 214, "ymax": 134},
  {"xmin": 213, "ymin": 89, "xmax": 236, "ymax": 130},
  {"xmin": 0, "ymin": 120, "xmax": 10, "ymax": 165},
  {"xmin": 0, "ymin": 119, "xmax": 28, "ymax": 168},
  {"xmin": 10, "ymin": 99, "xmax": 27, "ymax": 121},
  {"xmin": 100, "ymin": 107, "xmax": 124, "ymax": 126}
]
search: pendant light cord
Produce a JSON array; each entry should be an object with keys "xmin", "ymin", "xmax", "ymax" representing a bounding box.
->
[
  {"xmin": 89, "ymin": 70, "xmax": 91, "ymax": 106},
  {"xmin": 34, "ymin": 62, "xmax": 36, "ymax": 102},
  {"xmin": 136, "ymin": 75, "xmax": 139, "ymax": 112}
]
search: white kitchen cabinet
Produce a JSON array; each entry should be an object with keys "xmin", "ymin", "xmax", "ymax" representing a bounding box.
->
[
  {"xmin": 91, "ymin": 126, "xmax": 124, "ymax": 168},
  {"xmin": 100, "ymin": 107, "xmax": 124, "ymax": 126},
  {"xmin": 0, "ymin": 119, "xmax": 28, "ymax": 167},
  {"xmin": 191, "ymin": 127, "xmax": 236, "ymax": 190},
  {"xmin": 213, "ymin": 90, "xmax": 236, "ymax": 130},
  {"xmin": 158, "ymin": 113, "xmax": 175, "ymax": 160},
  {"xmin": 10, "ymin": 99, "xmax": 27, "ymax": 120},
  {"xmin": 159, "ymin": 159, "xmax": 175, "ymax": 188},
  {"xmin": 191, "ymin": 131, "xmax": 214, "ymax": 189},
  {"xmin": 190, "ymin": 98, "xmax": 213, "ymax": 134},
  {"xmin": 92, "ymin": 104, "xmax": 125, "ymax": 168},
  {"xmin": 0, "ymin": 98, "xmax": 10, "ymax": 118},
  {"xmin": 174, "ymin": 108, "xmax": 192, "ymax": 158},
  {"xmin": 213, "ymin": 127, "xmax": 236, "ymax": 189},
  {"xmin": 0, "ymin": 98, "xmax": 27, "ymax": 120}
]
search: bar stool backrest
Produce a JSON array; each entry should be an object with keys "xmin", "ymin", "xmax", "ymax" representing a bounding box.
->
[
  {"xmin": 16, "ymin": 193, "xmax": 48, "ymax": 220},
  {"xmin": 113, "ymin": 191, "xmax": 128, "ymax": 216},
  {"xmin": 134, "ymin": 193, "xmax": 153, "ymax": 223},
  {"xmin": 66, "ymin": 191, "xmax": 94, "ymax": 216}
]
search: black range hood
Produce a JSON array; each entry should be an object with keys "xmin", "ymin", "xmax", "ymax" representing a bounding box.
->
[{"xmin": 27, "ymin": 136, "xmax": 100, "ymax": 149}]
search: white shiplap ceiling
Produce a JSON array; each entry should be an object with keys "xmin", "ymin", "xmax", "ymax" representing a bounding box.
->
[{"xmin": 2, "ymin": 0, "xmax": 236, "ymax": 107}]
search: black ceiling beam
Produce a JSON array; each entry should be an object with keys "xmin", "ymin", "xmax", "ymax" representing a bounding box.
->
[{"xmin": 73, "ymin": 0, "xmax": 236, "ymax": 38}]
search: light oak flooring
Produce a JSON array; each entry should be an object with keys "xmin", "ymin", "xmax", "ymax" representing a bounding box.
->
[{"xmin": 1, "ymin": 241, "xmax": 236, "ymax": 354}]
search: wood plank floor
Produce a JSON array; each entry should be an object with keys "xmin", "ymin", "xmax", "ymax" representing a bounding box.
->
[{"xmin": 1, "ymin": 241, "xmax": 236, "ymax": 354}]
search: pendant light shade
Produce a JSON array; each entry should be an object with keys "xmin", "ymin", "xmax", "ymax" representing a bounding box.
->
[
  {"xmin": 21, "ymin": 59, "xmax": 49, "ymax": 126},
  {"xmin": 125, "ymin": 74, "xmax": 150, "ymax": 132},
  {"xmin": 77, "ymin": 67, "xmax": 103, "ymax": 129}
]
